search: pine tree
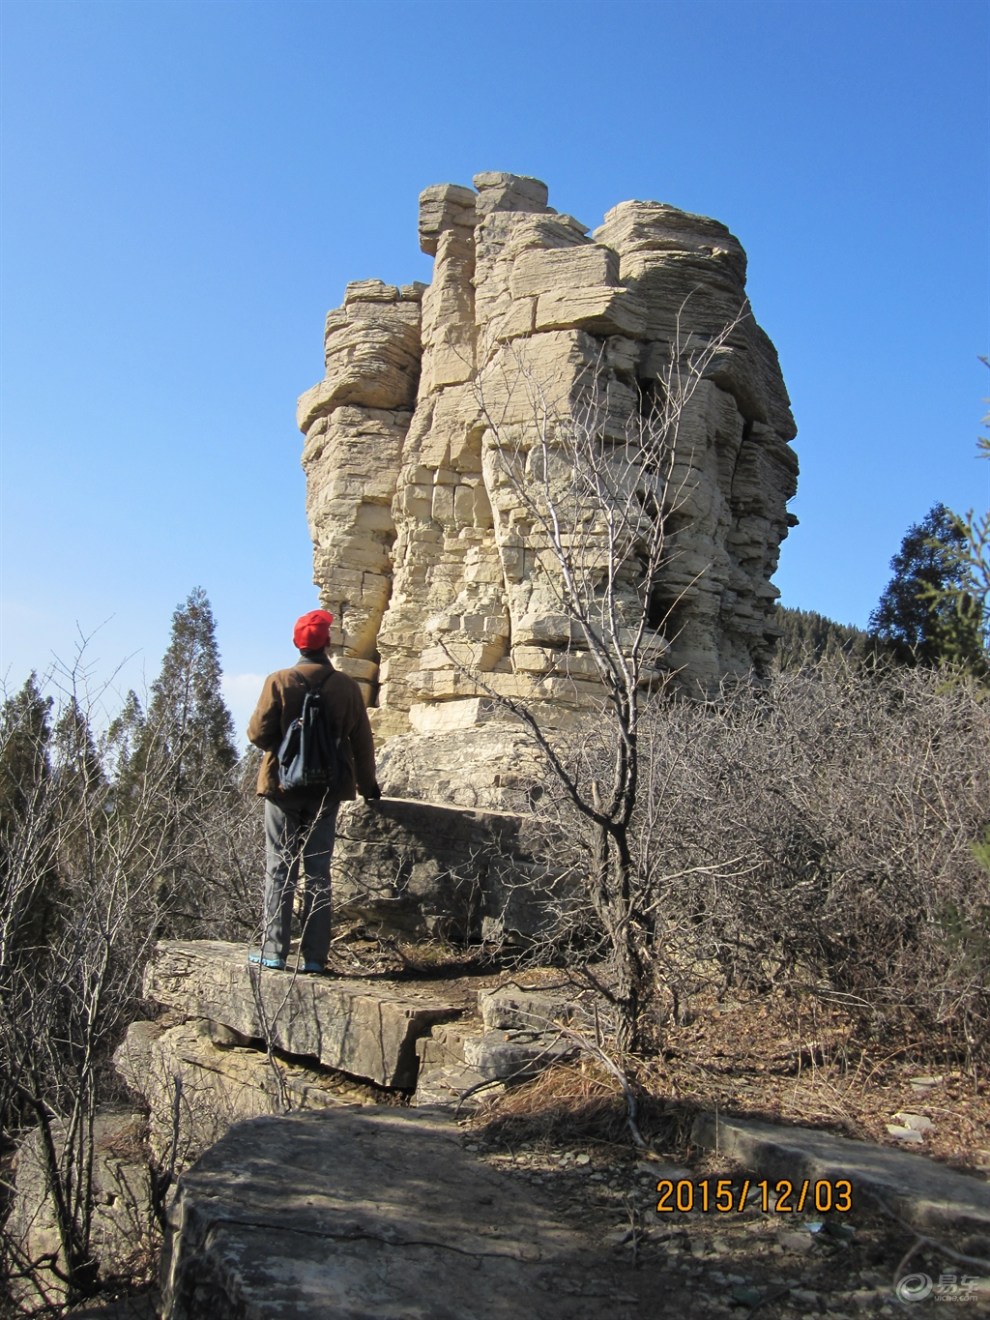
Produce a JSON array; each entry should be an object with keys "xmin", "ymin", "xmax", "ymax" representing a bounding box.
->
[
  {"xmin": 0, "ymin": 675, "xmax": 58, "ymax": 972},
  {"xmin": 916, "ymin": 436, "xmax": 989, "ymax": 678},
  {"xmin": 102, "ymin": 689, "xmax": 145, "ymax": 794},
  {"xmin": 120, "ymin": 588, "xmax": 238, "ymax": 935},
  {"xmin": 134, "ymin": 586, "xmax": 238, "ymax": 794},
  {"xmin": 868, "ymin": 503, "xmax": 981, "ymax": 667},
  {"xmin": 0, "ymin": 674, "xmax": 52, "ymax": 828},
  {"xmin": 53, "ymin": 697, "xmax": 105, "ymax": 794},
  {"xmin": 773, "ymin": 606, "xmax": 869, "ymax": 670},
  {"xmin": 52, "ymin": 698, "xmax": 108, "ymax": 884}
]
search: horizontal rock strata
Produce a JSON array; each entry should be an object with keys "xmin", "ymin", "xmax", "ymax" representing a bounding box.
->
[
  {"xmin": 119, "ymin": 947, "xmax": 606, "ymax": 1184},
  {"xmin": 114, "ymin": 1017, "xmax": 379, "ymax": 1169},
  {"xmin": 142, "ymin": 941, "xmax": 464, "ymax": 1088},
  {"xmin": 299, "ymin": 173, "xmax": 798, "ymax": 755}
]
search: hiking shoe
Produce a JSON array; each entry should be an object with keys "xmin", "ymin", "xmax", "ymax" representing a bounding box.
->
[
  {"xmin": 248, "ymin": 954, "xmax": 286, "ymax": 971},
  {"xmin": 300, "ymin": 961, "xmax": 327, "ymax": 975}
]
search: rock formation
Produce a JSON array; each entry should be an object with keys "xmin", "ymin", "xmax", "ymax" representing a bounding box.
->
[
  {"xmin": 114, "ymin": 941, "xmax": 597, "ymax": 1171},
  {"xmin": 298, "ymin": 173, "xmax": 798, "ymax": 780},
  {"xmin": 333, "ymin": 797, "xmax": 577, "ymax": 942},
  {"xmin": 98, "ymin": 946, "xmax": 990, "ymax": 1319},
  {"xmin": 15, "ymin": 944, "xmax": 990, "ymax": 1313},
  {"xmin": 160, "ymin": 1107, "xmax": 654, "ymax": 1320},
  {"xmin": 9, "ymin": 942, "xmax": 601, "ymax": 1304}
]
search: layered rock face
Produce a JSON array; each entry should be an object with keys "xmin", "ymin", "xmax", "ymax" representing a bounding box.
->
[
  {"xmin": 298, "ymin": 174, "xmax": 797, "ymax": 767},
  {"xmin": 111, "ymin": 942, "xmax": 599, "ymax": 1178}
]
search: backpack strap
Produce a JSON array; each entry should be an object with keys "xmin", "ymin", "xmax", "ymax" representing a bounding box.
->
[
  {"xmin": 291, "ymin": 666, "xmax": 340, "ymax": 739},
  {"xmin": 292, "ymin": 664, "xmax": 333, "ymax": 694}
]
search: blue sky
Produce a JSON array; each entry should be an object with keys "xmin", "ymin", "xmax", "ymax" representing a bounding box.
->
[{"xmin": 2, "ymin": 0, "xmax": 988, "ymax": 738}]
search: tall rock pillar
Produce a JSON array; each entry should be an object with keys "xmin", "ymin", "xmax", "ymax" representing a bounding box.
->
[{"xmin": 297, "ymin": 174, "xmax": 798, "ymax": 782}]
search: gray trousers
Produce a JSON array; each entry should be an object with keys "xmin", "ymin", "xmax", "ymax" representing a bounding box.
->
[{"xmin": 261, "ymin": 796, "xmax": 340, "ymax": 965}]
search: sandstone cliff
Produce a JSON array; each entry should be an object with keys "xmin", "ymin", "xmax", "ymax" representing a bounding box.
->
[{"xmin": 298, "ymin": 173, "xmax": 798, "ymax": 778}]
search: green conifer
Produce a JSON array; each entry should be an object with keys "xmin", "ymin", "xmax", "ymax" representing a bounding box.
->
[
  {"xmin": 132, "ymin": 587, "xmax": 238, "ymax": 794},
  {"xmin": 868, "ymin": 503, "xmax": 982, "ymax": 668},
  {"xmin": 121, "ymin": 588, "xmax": 238, "ymax": 934}
]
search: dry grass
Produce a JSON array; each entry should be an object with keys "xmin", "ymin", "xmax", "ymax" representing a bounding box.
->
[
  {"xmin": 472, "ymin": 1059, "xmax": 644, "ymax": 1146},
  {"xmin": 471, "ymin": 985, "xmax": 990, "ymax": 1176}
]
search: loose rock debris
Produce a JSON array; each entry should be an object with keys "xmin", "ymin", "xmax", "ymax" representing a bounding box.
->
[{"xmin": 466, "ymin": 1137, "xmax": 990, "ymax": 1318}]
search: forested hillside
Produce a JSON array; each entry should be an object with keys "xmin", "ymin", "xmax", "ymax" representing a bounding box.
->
[{"xmin": 773, "ymin": 605, "xmax": 869, "ymax": 667}]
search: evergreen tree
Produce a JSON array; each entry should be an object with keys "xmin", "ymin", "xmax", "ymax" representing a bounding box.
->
[
  {"xmin": 916, "ymin": 438, "xmax": 989, "ymax": 678},
  {"xmin": 52, "ymin": 698, "xmax": 108, "ymax": 883},
  {"xmin": 102, "ymin": 689, "xmax": 145, "ymax": 794},
  {"xmin": 0, "ymin": 673, "xmax": 52, "ymax": 831},
  {"xmin": 133, "ymin": 587, "xmax": 238, "ymax": 793},
  {"xmin": 53, "ymin": 697, "xmax": 105, "ymax": 794},
  {"xmin": 774, "ymin": 606, "xmax": 869, "ymax": 670},
  {"xmin": 0, "ymin": 675, "xmax": 58, "ymax": 973},
  {"xmin": 868, "ymin": 503, "xmax": 982, "ymax": 667},
  {"xmin": 119, "ymin": 588, "xmax": 238, "ymax": 935}
]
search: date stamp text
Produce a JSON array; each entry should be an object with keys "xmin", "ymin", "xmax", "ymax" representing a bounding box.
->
[{"xmin": 656, "ymin": 1177, "xmax": 853, "ymax": 1215}]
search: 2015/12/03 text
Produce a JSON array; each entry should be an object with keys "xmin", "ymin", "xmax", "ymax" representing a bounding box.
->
[{"xmin": 655, "ymin": 1178, "xmax": 853, "ymax": 1215}]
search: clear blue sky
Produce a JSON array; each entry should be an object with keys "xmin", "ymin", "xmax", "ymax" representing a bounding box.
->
[{"xmin": 2, "ymin": 0, "xmax": 988, "ymax": 737}]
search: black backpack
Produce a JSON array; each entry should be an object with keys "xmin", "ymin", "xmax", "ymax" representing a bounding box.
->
[{"xmin": 276, "ymin": 670, "xmax": 346, "ymax": 794}]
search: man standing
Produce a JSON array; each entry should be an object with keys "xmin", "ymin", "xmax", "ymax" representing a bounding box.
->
[{"xmin": 247, "ymin": 609, "xmax": 380, "ymax": 973}]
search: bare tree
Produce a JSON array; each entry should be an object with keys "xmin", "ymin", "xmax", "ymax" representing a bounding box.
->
[
  {"xmin": 0, "ymin": 652, "xmax": 258, "ymax": 1312},
  {"xmin": 451, "ymin": 304, "xmax": 750, "ymax": 1051},
  {"xmin": 445, "ymin": 312, "xmax": 987, "ymax": 1065}
]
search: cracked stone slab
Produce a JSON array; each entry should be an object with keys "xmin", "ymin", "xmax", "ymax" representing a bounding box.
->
[
  {"xmin": 114, "ymin": 1018, "xmax": 375, "ymax": 1169},
  {"xmin": 162, "ymin": 1108, "xmax": 650, "ymax": 1319},
  {"xmin": 478, "ymin": 985, "xmax": 601, "ymax": 1033},
  {"xmin": 143, "ymin": 940, "xmax": 464, "ymax": 1088},
  {"xmin": 692, "ymin": 1112, "xmax": 990, "ymax": 1241},
  {"xmin": 415, "ymin": 1017, "xmax": 579, "ymax": 1092}
]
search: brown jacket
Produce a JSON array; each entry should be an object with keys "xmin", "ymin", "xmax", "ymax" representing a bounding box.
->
[{"xmin": 246, "ymin": 657, "xmax": 377, "ymax": 801}]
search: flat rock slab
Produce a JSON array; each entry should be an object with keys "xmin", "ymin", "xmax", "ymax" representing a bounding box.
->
[
  {"xmin": 143, "ymin": 941, "xmax": 464, "ymax": 1088},
  {"xmin": 162, "ymin": 1108, "xmax": 651, "ymax": 1319},
  {"xmin": 693, "ymin": 1112, "xmax": 990, "ymax": 1240}
]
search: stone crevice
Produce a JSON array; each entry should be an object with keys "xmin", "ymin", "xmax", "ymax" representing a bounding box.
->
[{"xmin": 194, "ymin": 1217, "xmax": 547, "ymax": 1263}]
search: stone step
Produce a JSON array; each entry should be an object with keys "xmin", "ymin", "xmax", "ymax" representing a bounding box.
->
[
  {"xmin": 411, "ymin": 1063, "xmax": 494, "ymax": 1111},
  {"xmin": 479, "ymin": 983, "xmax": 600, "ymax": 1033},
  {"xmin": 692, "ymin": 1113, "xmax": 990, "ymax": 1240},
  {"xmin": 143, "ymin": 940, "xmax": 465, "ymax": 1089},
  {"xmin": 461, "ymin": 1028, "xmax": 578, "ymax": 1082},
  {"xmin": 416, "ymin": 1020, "xmax": 484, "ymax": 1072},
  {"xmin": 414, "ymin": 1007, "xmax": 582, "ymax": 1110}
]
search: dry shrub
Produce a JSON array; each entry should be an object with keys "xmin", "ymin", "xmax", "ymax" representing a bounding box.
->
[
  {"xmin": 638, "ymin": 659, "xmax": 990, "ymax": 1061},
  {"xmin": 0, "ymin": 669, "xmax": 263, "ymax": 1310},
  {"xmin": 525, "ymin": 657, "xmax": 990, "ymax": 1064}
]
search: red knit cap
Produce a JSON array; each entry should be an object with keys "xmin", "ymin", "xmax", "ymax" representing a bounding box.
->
[{"xmin": 293, "ymin": 609, "xmax": 334, "ymax": 651}]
